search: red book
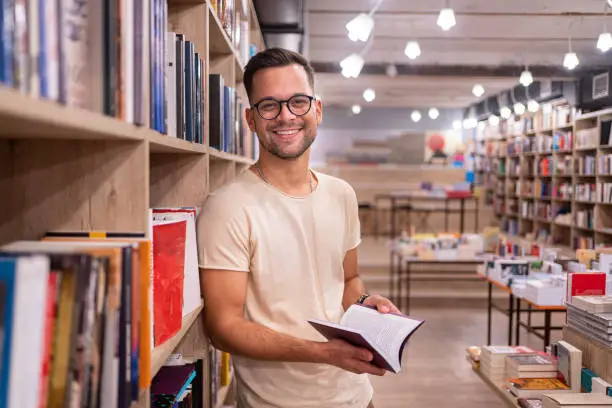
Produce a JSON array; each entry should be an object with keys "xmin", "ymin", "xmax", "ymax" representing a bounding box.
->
[
  {"xmin": 567, "ymin": 272, "xmax": 607, "ymax": 304},
  {"xmin": 152, "ymin": 220, "xmax": 187, "ymax": 346}
]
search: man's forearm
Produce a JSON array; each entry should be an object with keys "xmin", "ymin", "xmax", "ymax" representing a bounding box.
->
[
  {"xmin": 208, "ymin": 315, "xmax": 327, "ymax": 363},
  {"xmin": 342, "ymin": 275, "xmax": 366, "ymax": 310}
]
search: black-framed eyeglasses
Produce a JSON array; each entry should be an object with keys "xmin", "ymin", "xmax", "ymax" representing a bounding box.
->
[{"xmin": 251, "ymin": 94, "xmax": 315, "ymax": 120}]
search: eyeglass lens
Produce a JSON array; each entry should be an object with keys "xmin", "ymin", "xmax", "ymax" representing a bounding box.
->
[{"xmin": 257, "ymin": 95, "xmax": 312, "ymax": 119}]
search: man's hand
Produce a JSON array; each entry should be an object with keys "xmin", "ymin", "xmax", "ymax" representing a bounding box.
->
[
  {"xmin": 362, "ymin": 294, "xmax": 401, "ymax": 314},
  {"xmin": 315, "ymin": 339, "xmax": 386, "ymax": 376}
]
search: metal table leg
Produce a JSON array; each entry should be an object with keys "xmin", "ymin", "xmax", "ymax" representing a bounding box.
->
[
  {"xmin": 508, "ymin": 293, "xmax": 514, "ymax": 346},
  {"xmin": 543, "ymin": 310, "xmax": 552, "ymax": 350},
  {"xmin": 389, "ymin": 250, "xmax": 395, "ymax": 304},
  {"xmin": 460, "ymin": 198, "xmax": 466, "ymax": 233},
  {"xmin": 487, "ymin": 281, "xmax": 492, "ymax": 345},
  {"xmin": 405, "ymin": 261, "xmax": 411, "ymax": 315},
  {"xmin": 515, "ymin": 297, "xmax": 521, "ymax": 346}
]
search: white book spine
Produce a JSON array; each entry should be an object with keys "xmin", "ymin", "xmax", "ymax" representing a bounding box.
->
[
  {"xmin": 166, "ymin": 32, "xmax": 177, "ymax": 137},
  {"xmin": 27, "ymin": 0, "xmax": 39, "ymax": 97},
  {"xmin": 42, "ymin": 0, "xmax": 60, "ymax": 101},
  {"xmin": 7, "ymin": 256, "xmax": 50, "ymax": 408},
  {"xmin": 14, "ymin": 0, "xmax": 29, "ymax": 93},
  {"xmin": 60, "ymin": 0, "xmax": 89, "ymax": 108}
]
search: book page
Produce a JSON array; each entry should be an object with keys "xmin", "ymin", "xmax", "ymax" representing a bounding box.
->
[{"xmin": 341, "ymin": 305, "xmax": 423, "ymax": 371}]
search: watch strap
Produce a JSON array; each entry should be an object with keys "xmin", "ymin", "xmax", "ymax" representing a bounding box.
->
[{"xmin": 356, "ymin": 293, "xmax": 370, "ymax": 304}]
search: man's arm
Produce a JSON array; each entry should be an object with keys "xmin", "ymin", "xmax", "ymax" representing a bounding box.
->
[
  {"xmin": 342, "ymin": 247, "xmax": 401, "ymax": 314},
  {"xmin": 200, "ymin": 267, "xmax": 386, "ymax": 375},
  {"xmin": 342, "ymin": 247, "xmax": 366, "ymax": 310}
]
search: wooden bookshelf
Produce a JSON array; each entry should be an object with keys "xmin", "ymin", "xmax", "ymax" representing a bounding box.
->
[
  {"xmin": 479, "ymin": 102, "xmax": 612, "ymax": 253},
  {"xmin": 0, "ymin": 1, "xmax": 264, "ymax": 407},
  {"xmin": 151, "ymin": 303, "xmax": 205, "ymax": 379}
]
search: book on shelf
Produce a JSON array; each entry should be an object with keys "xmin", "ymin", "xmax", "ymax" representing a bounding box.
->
[
  {"xmin": 308, "ymin": 304, "xmax": 425, "ymax": 373},
  {"xmin": 151, "ymin": 362, "xmax": 199, "ymax": 408},
  {"xmin": 0, "ymin": 239, "xmax": 149, "ymax": 408},
  {"xmin": 541, "ymin": 393, "xmax": 612, "ymax": 407}
]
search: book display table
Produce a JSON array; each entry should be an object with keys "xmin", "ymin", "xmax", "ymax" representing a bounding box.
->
[
  {"xmin": 480, "ymin": 273, "xmax": 566, "ymax": 350},
  {"xmin": 375, "ymin": 192, "xmax": 479, "ymax": 238},
  {"xmin": 389, "ymin": 250, "xmax": 486, "ymax": 313}
]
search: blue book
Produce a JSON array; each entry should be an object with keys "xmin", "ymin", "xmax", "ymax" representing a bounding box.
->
[
  {"xmin": 0, "ymin": 258, "xmax": 16, "ymax": 408},
  {"xmin": 184, "ymin": 41, "xmax": 193, "ymax": 142}
]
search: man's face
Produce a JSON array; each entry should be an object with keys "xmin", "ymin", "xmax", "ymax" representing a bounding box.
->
[{"xmin": 246, "ymin": 64, "xmax": 322, "ymax": 160}]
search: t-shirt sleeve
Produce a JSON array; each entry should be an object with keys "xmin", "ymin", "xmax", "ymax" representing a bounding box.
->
[
  {"xmin": 196, "ymin": 197, "xmax": 250, "ymax": 272},
  {"xmin": 344, "ymin": 182, "xmax": 362, "ymax": 252}
]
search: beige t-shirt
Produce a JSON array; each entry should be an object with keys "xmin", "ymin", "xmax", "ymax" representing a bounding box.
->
[{"xmin": 196, "ymin": 168, "xmax": 373, "ymax": 408}]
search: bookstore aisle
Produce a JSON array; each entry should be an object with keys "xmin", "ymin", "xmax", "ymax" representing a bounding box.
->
[{"xmin": 359, "ymin": 237, "xmax": 567, "ymax": 408}]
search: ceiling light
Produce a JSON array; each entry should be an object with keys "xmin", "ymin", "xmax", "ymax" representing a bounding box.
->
[
  {"xmin": 351, "ymin": 104, "xmax": 361, "ymax": 115},
  {"xmin": 404, "ymin": 41, "xmax": 421, "ymax": 60},
  {"xmin": 500, "ymin": 106, "xmax": 512, "ymax": 119},
  {"xmin": 428, "ymin": 108, "xmax": 440, "ymax": 120},
  {"xmin": 452, "ymin": 120, "xmax": 462, "ymax": 130},
  {"xmin": 563, "ymin": 52, "xmax": 579, "ymax": 70},
  {"xmin": 488, "ymin": 115, "xmax": 500, "ymax": 126},
  {"xmin": 514, "ymin": 102, "xmax": 526, "ymax": 115},
  {"xmin": 345, "ymin": 13, "xmax": 374, "ymax": 42},
  {"xmin": 463, "ymin": 117, "xmax": 477, "ymax": 129},
  {"xmin": 340, "ymin": 53, "xmax": 364, "ymax": 78},
  {"xmin": 519, "ymin": 69, "xmax": 533, "ymax": 87},
  {"xmin": 363, "ymin": 88, "xmax": 376, "ymax": 102},
  {"xmin": 437, "ymin": 8, "xmax": 456, "ymax": 31},
  {"xmin": 386, "ymin": 64, "xmax": 398, "ymax": 77},
  {"xmin": 597, "ymin": 32, "xmax": 612, "ymax": 52},
  {"xmin": 609, "ymin": 0, "xmax": 612, "ymax": 7},
  {"xmin": 472, "ymin": 84, "xmax": 485, "ymax": 97},
  {"xmin": 411, "ymin": 110, "xmax": 422, "ymax": 122},
  {"xmin": 528, "ymin": 100, "xmax": 539, "ymax": 113}
]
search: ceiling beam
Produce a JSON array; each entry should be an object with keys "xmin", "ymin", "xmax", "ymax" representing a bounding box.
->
[
  {"xmin": 307, "ymin": 34, "xmax": 601, "ymax": 42},
  {"xmin": 310, "ymin": 62, "xmax": 591, "ymax": 79},
  {"xmin": 307, "ymin": 10, "xmax": 608, "ymax": 17}
]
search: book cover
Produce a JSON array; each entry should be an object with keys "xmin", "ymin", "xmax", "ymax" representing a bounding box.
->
[{"xmin": 152, "ymin": 220, "xmax": 187, "ymax": 346}]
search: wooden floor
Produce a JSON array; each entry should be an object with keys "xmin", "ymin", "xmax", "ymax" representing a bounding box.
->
[
  {"xmin": 360, "ymin": 237, "xmax": 565, "ymax": 408},
  {"xmin": 369, "ymin": 306, "xmax": 564, "ymax": 407}
]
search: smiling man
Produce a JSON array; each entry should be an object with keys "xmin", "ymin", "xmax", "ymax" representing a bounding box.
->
[{"xmin": 196, "ymin": 47, "xmax": 400, "ymax": 408}]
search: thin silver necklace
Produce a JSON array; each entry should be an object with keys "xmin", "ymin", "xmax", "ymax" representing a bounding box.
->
[{"xmin": 255, "ymin": 164, "xmax": 314, "ymax": 193}]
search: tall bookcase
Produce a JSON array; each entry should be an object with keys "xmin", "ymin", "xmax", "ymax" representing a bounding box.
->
[
  {"xmin": 0, "ymin": 0, "xmax": 264, "ymax": 407},
  {"xmin": 480, "ymin": 100, "xmax": 612, "ymax": 255}
]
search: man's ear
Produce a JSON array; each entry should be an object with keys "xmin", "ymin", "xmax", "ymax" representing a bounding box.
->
[
  {"xmin": 245, "ymin": 107, "xmax": 256, "ymax": 133},
  {"xmin": 314, "ymin": 98, "xmax": 323, "ymax": 125}
]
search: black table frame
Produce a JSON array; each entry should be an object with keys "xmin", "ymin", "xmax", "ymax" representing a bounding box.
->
[
  {"xmin": 390, "ymin": 252, "xmax": 484, "ymax": 314},
  {"xmin": 484, "ymin": 279, "xmax": 566, "ymax": 350},
  {"xmin": 375, "ymin": 195, "xmax": 479, "ymax": 238}
]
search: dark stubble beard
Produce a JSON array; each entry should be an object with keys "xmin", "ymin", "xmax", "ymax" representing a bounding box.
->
[{"xmin": 254, "ymin": 121, "xmax": 316, "ymax": 160}]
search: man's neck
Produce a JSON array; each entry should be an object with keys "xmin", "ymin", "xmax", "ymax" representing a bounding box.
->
[{"xmin": 254, "ymin": 151, "xmax": 315, "ymax": 196}]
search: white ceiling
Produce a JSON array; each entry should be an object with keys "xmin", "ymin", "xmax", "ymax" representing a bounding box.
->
[{"xmin": 305, "ymin": 0, "xmax": 612, "ymax": 109}]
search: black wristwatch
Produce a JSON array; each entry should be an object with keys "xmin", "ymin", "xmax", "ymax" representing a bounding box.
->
[{"xmin": 356, "ymin": 293, "xmax": 370, "ymax": 304}]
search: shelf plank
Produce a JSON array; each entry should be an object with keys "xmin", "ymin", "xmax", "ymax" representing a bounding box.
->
[
  {"xmin": 0, "ymin": 86, "xmax": 146, "ymax": 141},
  {"xmin": 151, "ymin": 303, "xmax": 204, "ymax": 379},
  {"xmin": 147, "ymin": 132, "xmax": 209, "ymax": 154},
  {"xmin": 209, "ymin": 147, "xmax": 255, "ymax": 164}
]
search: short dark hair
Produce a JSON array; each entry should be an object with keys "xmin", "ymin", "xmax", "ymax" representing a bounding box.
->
[{"xmin": 243, "ymin": 47, "xmax": 315, "ymax": 102}]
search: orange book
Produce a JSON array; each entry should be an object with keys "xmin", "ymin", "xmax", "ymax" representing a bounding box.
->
[{"xmin": 43, "ymin": 233, "xmax": 152, "ymax": 391}]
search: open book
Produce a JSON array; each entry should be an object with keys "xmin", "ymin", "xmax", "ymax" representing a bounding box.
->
[{"xmin": 308, "ymin": 304, "xmax": 425, "ymax": 373}]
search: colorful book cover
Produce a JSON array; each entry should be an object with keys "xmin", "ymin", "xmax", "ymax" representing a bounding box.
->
[{"xmin": 152, "ymin": 220, "xmax": 187, "ymax": 346}]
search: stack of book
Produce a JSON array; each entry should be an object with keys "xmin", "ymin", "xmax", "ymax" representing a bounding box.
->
[
  {"xmin": 480, "ymin": 345, "xmax": 536, "ymax": 387},
  {"xmin": 541, "ymin": 394, "xmax": 612, "ymax": 407},
  {"xmin": 506, "ymin": 354, "xmax": 559, "ymax": 379},
  {"xmin": 566, "ymin": 298, "xmax": 612, "ymax": 348}
]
